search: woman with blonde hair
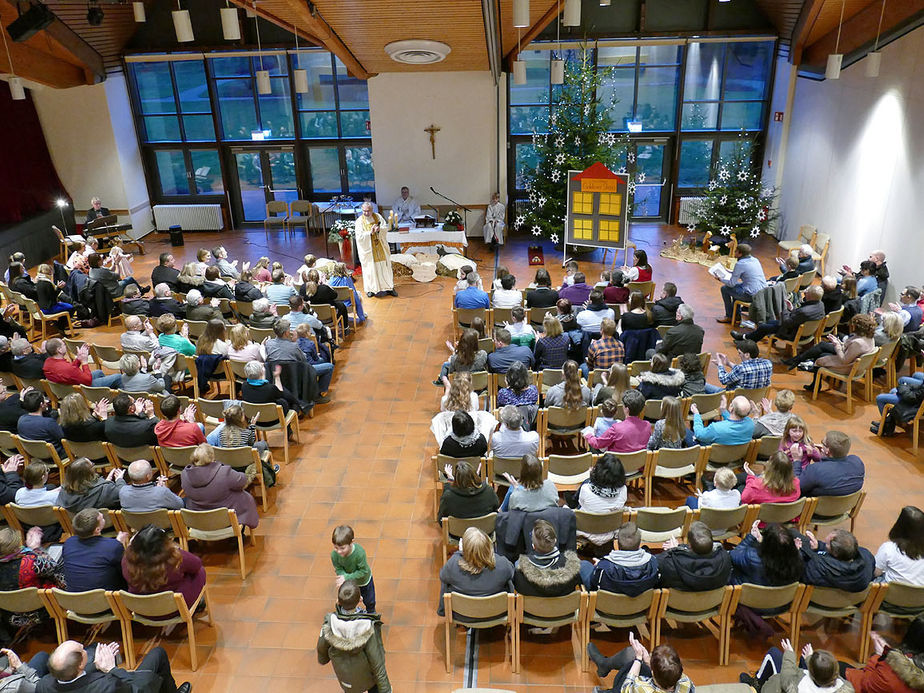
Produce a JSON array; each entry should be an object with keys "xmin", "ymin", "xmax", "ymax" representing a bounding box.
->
[
  {"xmin": 195, "ymin": 318, "xmax": 229, "ymax": 356},
  {"xmin": 194, "ymin": 248, "xmax": 210, "ymax": 276},
  {"xmin": 741, "ymin": 452, "xmax": 801, "ymax": 524},
  {"xmin": 205, "ymin": 404, "xmax": 277, "ymax": 486},
  {"xmin": 437, "ymin": 526, "xmax": 514, "ymax": 616},
  {"xmin": 177, "ymin": 261, "xmax": 204, "ymax": 293},
  {"xmin": 57, "ymin": 457, "xmax": 124, "ymax": 513},
  {"xmin": 544, "ymin": 359, "xmax": 591, "ymax": 409},
  {"xmin": 35, "ymin": 263, "xmax": 75, "ymax": 315},
  {"xmin": 227, "ymin": 323, "xmax": 265, "ymax": 362},
  {"xmin": 328, "ymin": 261, "xmax": 366, "ymax": 323},
  {"xmin": 592, "ymin": 362, "xmax": 630, "ymax": 405},
  {"xmin": 122, "ymin": 524, "xmax": 205, "ymax": 608},
  {"xmin": 252, "ymin": 256, "xmax": 271, "ymax": 283},
  {"xmin": 647, "ymin": 396, "xmax": 693, "ymax": 450},
  {"xmin": 534, "ymin": 314, "xmax": 570, "ymax": 370},
  {"xmin": 876, "ymin": 311, "xmax": 904, "ymax": 346},
  {"xmin": 59, "ymin": 392, "xmax": 107, "ymax": 442},
  {"xmin": 181, "ymin": 443, "xmax": 259, "ymax": 528}
]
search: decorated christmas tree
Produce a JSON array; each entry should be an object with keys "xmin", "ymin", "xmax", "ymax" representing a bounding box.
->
[
  {"xmin": 689, "ymin": 139, "xmax": 777, "ymax": 241},
  {"xmin": 517, "ymin": 48, "xmax": 634, "ymax": 245}
]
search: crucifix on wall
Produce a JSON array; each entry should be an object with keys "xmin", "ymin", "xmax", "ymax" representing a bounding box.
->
[{"xmin": 424, "ymin": 124, "xmax": 441, "ymax": 159}]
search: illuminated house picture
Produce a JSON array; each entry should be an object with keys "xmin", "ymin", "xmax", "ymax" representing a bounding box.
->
[{"xmin": 565, "ymin": 162, "xmax": 629, "ymax": 251}]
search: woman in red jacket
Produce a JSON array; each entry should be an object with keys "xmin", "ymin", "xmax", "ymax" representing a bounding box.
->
[
  {"xmin": 845, "ymin": 616, "xmax": 924, "ymax": 692},
  {"xmin": 741, "ymin": 452, "xmax": 801, "ymax": 525}
]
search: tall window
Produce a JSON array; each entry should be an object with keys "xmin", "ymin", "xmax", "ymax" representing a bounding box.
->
[
  {"xmin": 598, "ymin": 44, "xmax": 681, "ymax": 131},
  {"xmin": 210, "ymin": 54, "xmax": 294, "ymax": 140},
  {"xmin": 132, "ymin": 59, "xmax": 214, "ymax": 143}
]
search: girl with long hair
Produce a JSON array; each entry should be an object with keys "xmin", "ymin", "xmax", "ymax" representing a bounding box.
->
[
  {"xmin": 779, "ymin": 415, "xmax": 820, "ymax": 476},
  {"xmin": 437, "ymin": 526, "xmax": 514, "ymax": 617},
  {"xmin": 227, "ymin": 324, "xmax": 266, "ymax": 363},
  {"xmin": 444, "ymin": 329, "xmax": 487, "ymax": 377},
  {"xmin": 57, "ymin": 456, "xmax": 124, "ymax": 513},
  {"xmin": 122, "ymin": 524, "xmax": 206, "ymax": 607},
  {"xmin": 647, "ymin": 396, "xmax": 692, "ymax": 450},
  {"xmin": 196, "ymin": 318, "xmax": 229, "ymax": 355},
  {"xmin": 730, "ymin": 522, "xmax": 805, "ymax": 586},
  {"xmin": 619, "ymin": 291, "xmax": 654, "ymax": 331},
  {"xmin": 875, "ymin": 506, "xmax": 924, "ymax": 584},
  {"xmin": 501, "ymin": 454, "xmax": 559, "ymax": 512},
  {"xmin": 592, "ymin": 362, "xmax": 630, "ymax": 405},
  {"xmin": 440, "ymin": 372, "xmax": 477, "ymax": 413},
  {"xmin": 544, "ymin": 360, "xmax": 591, "ymax": 410},
  {"xmin": 328, "ymin": 261, "xmax": 366, "ymax": 323},
  {"xmin": 741, "ymin": 452, "xmax": 801, "ymax": 522},
  {"xmin": 624, "ymin": 249, "xmax": 653, "ymax": 282},
  {"xmin": 438, "ymin": 460, "xmax": 499, "ymax": 522},
  {"xmin": 35, "ymin": 263, "xmax": 74, "ymax": 315},
  {"xmin": 252, "ymin": 256, "xmax": 271, "ymax": 283},
  {"xmin": 205, "ymin": 404, "xmax": 277, "ymax": 487},
  {"xmin": 59, "ymin": 392, "xmax": 107, "ymax": 442},
  {"xmin": 432, "ymin": 372, "xmax": 498, "ymax": 448}
]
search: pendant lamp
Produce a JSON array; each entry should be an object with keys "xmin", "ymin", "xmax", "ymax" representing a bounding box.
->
[
  {"xmin": 513, "ymin": 0, "xmax": 529, "ymax": 27},
  {"xmin": 825, "ymin": 0, "xmax": 845, "ymax": 80},
  {"xmin": 132, "ymin": 2, "xmax": 146, "ymax": 22},
  {"xmin": 220, "ymin": 5, "xmax": 241, "ymax": 40},
  {"xmin": 172, "ymin": 2, "xmax": 194, "ymax": 43},
  {"xmin": 866, "ymin": 0, "xmax": 887, "ymax": 77},
  {"xmin": 550, "ymin": 0, "xmax": 563, "ymax": 84},
  {"xmin": 563, "ymin": 0, "xmax": 580, "ymax": 26}
]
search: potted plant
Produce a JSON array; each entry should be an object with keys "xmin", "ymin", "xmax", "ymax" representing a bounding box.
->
[
  {"xmin": 442, "ymin": 210, "xmax": 463, "ymax": 232},
  {"xmin": 328, "ymin": 219, "xmax": 355, "ymax": 265}
]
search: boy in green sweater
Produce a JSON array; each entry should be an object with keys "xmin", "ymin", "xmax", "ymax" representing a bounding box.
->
[{"xmin": 331, "ymin": 525, "xmax": 375, "ymax": 613}]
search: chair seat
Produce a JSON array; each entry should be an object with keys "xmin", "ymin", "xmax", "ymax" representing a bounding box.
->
[
  {"xmin": 520, "ymin": 610, "xmax": 580, "ymax": 627},
  {"xmin": 188, "ymin": 527, "xmax": 237, "ymax": 541},
  {"xmin": 593, "ymin": 609, "xmax": 649, "ymax": 626},
  {"xmin": 640, "ymin": 528, "xmax": 683, "ymax": 543},
  {"xmin": 547, "ymin": 471, "xmax": 590, "ymax": 486},
  {"xmin": 132, "ymin": 613, "xmax": 185, "ymax": 627},
  {"xmin": 449, "ymin": 614, "xmax": 509, "ymax": 629},
  {"xmin": 653, "ymin": 464, "xmax": 696, "ymax": 478},
  {"xmin": 66, "ymin": 609, "xmax": 117, "ymax": 624},
  {"xmin": 665, "ymin": 606, "xmax": 723, "ymax": 622}
]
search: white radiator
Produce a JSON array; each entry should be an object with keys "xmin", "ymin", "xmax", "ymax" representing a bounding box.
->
[
  {"xmin": 678, "ymin": 196, "xmax": 705, "ymax": 225},
  {"xmin": 153, "ymin": 204, "xmax": 223, "ymax": 231}
]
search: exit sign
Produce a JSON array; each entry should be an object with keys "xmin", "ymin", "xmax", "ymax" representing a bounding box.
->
[{"xmin": 773, "ymin": 111, "xmax": 784, "ymax": 122}]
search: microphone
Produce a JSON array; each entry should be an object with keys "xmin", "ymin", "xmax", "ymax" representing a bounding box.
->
[{"xmin": 430, "ymin": 186, "xmax": 437, "ymax": 193}]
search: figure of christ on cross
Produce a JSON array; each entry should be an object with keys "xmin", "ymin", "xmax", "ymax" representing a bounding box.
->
[{"xmin": 425, "ymin": 124, "xmax": 441, "ymax": 159}]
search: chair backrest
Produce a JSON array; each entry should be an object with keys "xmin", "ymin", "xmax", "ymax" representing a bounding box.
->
[
  {"xmin": 783, "ymin": 275, "xmax": 800, "ymax": 295},
  {"xmin": 809, "ymin": 490, "xmax": 864, "ymax": 520},
  {"xmin": 48, "ymin": 587, "xmax": 114, "ymax": 617},
  {"xmin": 695, "ymin": 505, "xmax": 749, "ymax": 537},
  {"xmin": 617, "ymin": 449, "xmax": 649, "ymax": 478},
  {"xmin": 16, "ymin": 437, "xmax": 61, "ymax": 465},
  {"xmin": 541, "ymin": 369, "xmax": 564, "ymax": 391},
  {"xmin": 489, "ymin": 456, "xmax": 523, "ymax": 485},
  {"xmin": 818, "ymin": 308, "xmax": 844, "ymax": 337},
  {"xmin": 444, "ymin": 592, "xmax": 511, "ymax": 625},
  {"xmin": 116, "ymin": 589, "xmax": 185, "ymax": 619},
  {"xmin": 195, "ymin": 397, "xmax": 227, "ymax": 424},
  {"xmin": 545, "ymin": 406, "xmax": 588, "ymax": 430},
  {"xmin": 731, "ymin": 386, "xmax": 769, "ymax": 406},
  {"xmin": 641, "ymin": 398, "xmax": 664, "ymax": 420},
  {"xmin": 0, "ymin": 430, "xmax": 17, "ymax": 456},
  {"xmin": 80, "ymin": 385, "xmax": 118, "ymax": 404},
  {"xmin": 736, "ymin": 582, "xmax": 804, "ymax": 613},
  {"xmin": 454, "ymin": 307, "xmax": 490, "ymax": 328},
  {"xmin": 689, "ymin": 392, "xmax": 723, "ymax": 419},
  {"xmin": 799, "ymin": 225, "xmax": 817, "ymax": 244},
  {"xmin": 798, "ymin": 269, "xmax": 816, "ymax": 289},
  {"xmin": 874, "ymin": 339, "xmax": 899, "ymax": 367},
  {"xmin": 813, "ymin": 232, "xmax": 830, "ymax": 255},
  {"xmin": 107, "ymin": 444, "xmax": 157, "ymax": 468},
  {"xmin": 546, "ymin": 453, "xmax": 593, "ymax": 478},
  {"xmin": 848, "ymin": 348, "xmax": 880, "ymax": 380},
  {"xmin": 877, "ymin": 582, "xmax": 924, "ymax": 612},
  {"xmin": 803, "ymin": 585, "xmax": 871, "ymax": 615},
  {"xmin": 156, "ymin": 445, "xmax": 197, "ymax": 473},
  {"xmin": 653, "ymin": 446, "xmax": 703, "ymax": 472},
  {"xmin": 468, "ymin": 371, "xmax": 490, "ymax": 393},
  {"xmin": 626, "ymin": 360, "xmax": 651, "ymax": 377},
  {"xmin": 575, "ymin": 509, "xmax": 627, "ymax": 536},
  {"xmin": 240, "ymin": 402, "xmax": 286, "ymax": 429},
  {"xmin": 211, "ymin": 445, "xmax": 257, "ymax": 468},
  {"xmin": 518, "ymin": 591, "xmax": 583, "ymax": 624},
  {"xmin": 91, "ymin": 344, "xmax": 124, "ymax": 364},
  {"xmin": 492, "ymin": 307, "xmax": 516, "ymax": 325},
  {"xmin": 266, "ymin": 200, "xmax": 288, "ymax": 216},
  {"xmin": 435, "ymin": 455, "xmax": 487, "ymax": 484},
  {"xmin": 119, "ymin": 508, "xmax": 176, "ymax": 533},
  {"xmin": 234, "ymin": 301, "xmax": 254, "ymax": 318},
  {"xmin": 754, "ymin": 498, "xmax": 807, "ymax": 526},
  {"xmin": 290, "ymin": 199, "xmax": 311, "ymax": 215},
  {"xmin": 662, "ymin": 585, "xmax": 731, "ymax": 617},
  {"xmin": 750, "ymin": 435, "xmax": 783, "ymax": 461},
  {"xmin": 62, "ymin": 439, "xmax": 110, "ymax": 464},
  {"xmin": 477, "ymin": 337, "xmax": 494, "ymax": 354},
  {"xmin": 708, "ymin": 442, "xmax": 751, "ymax": 465},
  {"xmin": 627, "ymin": 281, "xmax": 655, "ymax": 300},
  {"xmin": 7, "ymin": 503, "xmax": 62, "ymax": 532},
  {"xmin": 0, "ymin": 587, "xmax": 46, "ymax": 614},
  {"xmin": 444, "ymin": 512, "xmax": 497, "ymax": 538},
  {"xmin": 590, "ymin": 588, "xmax": 660, "ymax": 626},
  {"xmin": 632, "ymin": 507, "xmax": 690, "ymax": 542},
  {"xmin": 179, "ymin": 507, "xmax": 237, "ymax": 533},
  {"xmin": 184, "ymin": 320, "xmax": 208, "ymax": 341}
]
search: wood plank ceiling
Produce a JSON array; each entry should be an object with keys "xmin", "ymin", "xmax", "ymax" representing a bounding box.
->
[{"xmin": 43, "ymin": 0, "xmax": 136, "ymax": 72}]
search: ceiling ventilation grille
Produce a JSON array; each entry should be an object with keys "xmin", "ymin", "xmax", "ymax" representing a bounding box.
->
[{"xmin": 384, "ymin": 40, "xmax": 451, "ymax": 64}]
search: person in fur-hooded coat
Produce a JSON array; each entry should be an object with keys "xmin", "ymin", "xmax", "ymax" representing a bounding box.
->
[
  {"xmin": 513, "ymin": 519, "xmax": 581, "ymax": 598},
  {"xmin": 636, "ymin": 354, "xmax": 685, "ymax": 400}
]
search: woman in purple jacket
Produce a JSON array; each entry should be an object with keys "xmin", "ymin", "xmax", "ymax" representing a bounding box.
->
[{"xmin": 181, "ymin": 443, "xmax": 259, "ymax": 528}]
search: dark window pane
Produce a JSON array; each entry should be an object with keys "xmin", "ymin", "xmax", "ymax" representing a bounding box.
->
[
  {"xmin": 155, "ymin": 150, "xmax": 189, "ymax": 195},
  {"xmin": 721, "ymin": 101, "xmax": 762, "ymax": 130},
  {"xmin": 681, "ymin": 102, "xmax": 718, "ymax": 130},
  {"xmin": 509, "ymin": 50, "xmax": 549, "ymax": 105},
  {"xmin": 678, "ymin": 140, "xmax": 714, "ymax": 187},
  {"xmin": 635, "ymin": 144, "xmax": 664, "ymax": 181},
  {"xmin": 252, "ymin": 54, "xmax": 287, "ymax": 76},
  {"xmin": 510, "ymin": 106, "xmax": 548, "ymax": 135},
  {"xmin": 267, "ymin": 151, "xmax": 297, "ymax": 205},
  {"xmin": 173, "ymin": 60, "xmax": 210, "ymax": 113},
  {"xmin": 340, "ymin": 110, "xmax": 370, "ymax": 137},
  {"xmin": 515, "ymin": 143, "xmax": 538, "ymax": 189},
  {"xmin": 636, "ymin": 66, "xmax": 678, "ymax": 130},
  {"xmin": 346, "ymin": 146, "xmax": 374, "ymax": 192},
  {"xmin": 216, "ymin": 79, "xmax": 258, "ymax": 139},
  {"xmin": 309, "ymin": 147, "xmax": 341, "ymax": 194},
  {"xmin": 724, "ymin": 42, "xmax": 772, "ymax": 101},
  {"xmin": 300, "ymin": 111, "xmax": 339, "ymax": 138},
  {"xmin": 638, "ymin": 44, "xmax": 681, "ymax": 65},
  {"xmin": 684, "ymin": 42, "xmax": 723, "ymax": 102},
  {"xmin": 190, "ymin": 150, "xmax": 223, "ymax": 194},
  {"xmin": 599, "ymin": 67, "xmax": 635, "ymax": 130},
  {"xmin": 719, "ymin": 139, "xmax": 748, "ymax": 162},
  {"xmin": 144, "ymin": 115, "xmax": 181, "ymax": 142},
  {"xmin": 134, "ymin": 62, "xmax": 176, "ymax": 114},
  {"xmin": 335, "ymin": 58, "xmax": 369, "ymax": 109},
  {"xmin": 258, "ymin": 78, "xmax": 294, "ymax": 138},
  {"xmin": 294, "ymin": 52, "xmax": 336, "ymax": 109},
  {"xmin": 183, "ymin": 115, "xmax": 215, "ymax": 141},
  {"xmin": 235, "ymin": 152, "xmax": 265, "ymax": 222},
  {"xmin": 211, "ymin": 56, "xmax": 250, "ymax": 77}
]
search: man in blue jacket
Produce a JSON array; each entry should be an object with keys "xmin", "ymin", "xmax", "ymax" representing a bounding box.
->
[
  {"xmin": 454, "ymin": 272, "xmax": 490, "ymax": 309},
  {"xmin": 797, "ymin": 528, "xmax": 875, "ymax": 593},
  {"xmin": 580, "ymin": 522, "xmax": 658, "ymax": 597},
  {"xmin": 798, "ymin": 430, "xmax": 865, "ymax": 497}
]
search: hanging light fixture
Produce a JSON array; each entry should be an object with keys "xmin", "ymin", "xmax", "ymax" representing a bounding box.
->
[
  {"xmin": 291, "ymin": 21, "xmax": 308, "ymax": 93},
  {"xmin": 563, "ymin": 0, "xmax": 580, "ymax": 27},
  {"xmin": 220, "ymin": 1, "xmax": 240, "ymax": 40},
  {"xmin": 866, "ymin": 0, "xmax": 886, "ymax": 77},
  {"xmin": 253, "ymin": 3, "xmax": 271, "ymax": 95},
  {"xmin": 513, "ymin": 0, "xmax": 529, "ymax": 28},
  {"xmin": 172, "ymin": 0, "xmax": 194, "ymax": 42},
  {"xmin": 1, "ymin": 23, "xmax": 25, "ymax": 100},
  {"xmin": 825, "ymin": 0, "xmax": 846, "ymax": 79},
  {"xmin": 513, "ymin": 28, "xmax": 526, "ymax": 85},
  {"xmin": 132, "ymin": 1, "xmax": 146, "ymax": 22},
  {"xmin": 550, "ymin": 0, "xmax": 563, "ymax": 84}
]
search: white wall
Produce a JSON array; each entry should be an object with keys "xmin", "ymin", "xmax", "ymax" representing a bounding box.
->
[
  {"xmin": 779, "ymin": 27, "xmax": 924, "ymax": 298},
  {"xmin": 368, "ymin": 71, "xmax": 505, "ymax": 236},
  {"xmin": 760, "ymin": 54, "xmax": 795, "ymax": 238},
  {"xmin": 33, "ymin": 76, "xmax": 153, "ymax": 238}
]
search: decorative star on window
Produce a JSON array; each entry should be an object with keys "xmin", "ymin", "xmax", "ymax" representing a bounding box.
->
[
  {"xmin": 555, "ymin": 136, "xmax": 564, "ymax": 148},
  {"xmin": 637, "ymin": 172, "xmax": 646, "ymax": 183},
  {"xmin": 532, "ymin": 225, "xmax": 542, "ymax": 236},
  {"xmin": 627, "ymin": 152, "xmax": 636, "ymax": 163},
  {"xmin": 757, "ymin": 209, "xmax": 767, "ymax": 221},
  {"xmin": 550, "ymin": 233, "xmax": 559, "ymax": 244},
  {"xmin": 737, "ymin": 198, "xmax": 749, "ymax": 210},
  {"xmin": 628, "ymin": 182, "xmax": 637, "ymax": 195},
  {"xmin": 738, "ymin": 170, "xmax": 749, "ymax": 181},
  {"xmin": 617, "ymin": 167, "xmax": 627, "ymax": 175},
  {"xmin": 538, "ymin": 195, "xmax": 547, "ymax": 207},
  {"xmin": 718, "ymin": 168, "xmax": 730, "ymax": 181},
  {"xmin": 708, "ymin": 180, "xmax": 718, "ymax": 191}
]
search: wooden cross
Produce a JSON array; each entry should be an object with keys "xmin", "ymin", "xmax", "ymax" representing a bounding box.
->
[{"xmin": 424, "ymin": 124, "xmax": 441, "ymax": 159}]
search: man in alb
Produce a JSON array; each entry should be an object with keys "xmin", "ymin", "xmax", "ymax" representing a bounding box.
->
[
  {"xmin": 391, "ymin": 186, "xmax": 421, "ymax": 225},
  {"xmin": 355, "ymin": 202, "xmax": 397, "ymax": 298},
  {"xmin": 484, "ymin": 191, "xmax": 506, "ymax": 245}
]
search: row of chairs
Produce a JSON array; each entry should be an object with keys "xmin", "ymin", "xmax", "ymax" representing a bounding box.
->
[
  {"xmin": 0, "ymin": 283, "xmax": 75, "ymax": 341},
  {"xmin": 445, "ymin": 579, "xmax": 915, "ymax": 674},
  {"xmin": 778, "ymin": 224, "xmax": 831, "ymax": 276}
]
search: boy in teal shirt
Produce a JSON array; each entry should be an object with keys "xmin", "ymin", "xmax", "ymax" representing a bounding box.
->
[{"xmin": 331, "ymin": 525, "xmax": 375, "ymax": 613}]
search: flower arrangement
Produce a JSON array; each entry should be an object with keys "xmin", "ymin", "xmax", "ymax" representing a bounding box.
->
[
  {"xmin": 442, "ymin": 210, "xmax": 463, "ymax": 231},
  {"xmin": 328, "ymin": 218, "xmax": 355, "ymax": 243}
]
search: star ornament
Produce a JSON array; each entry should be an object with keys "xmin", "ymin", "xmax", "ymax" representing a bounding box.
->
[
  {"xmin": 550, "ymin": 233, "xmax": 559, "ymax": 244},
  {"xmin": 627, "ymin": 152, "xmax": 636, "ymax": 163},
  {"xmin": 751, "ymin": 226, "xmax": 761, "ymax": 238},
  {"xmin": 550, "ymin": 169, "xmax": 562, "ymax": 182},
  {"xmin": 532, "ymin": 225, "xmax": 542, "ymax": 236},
  {"xmin": 737, "ymin": 170, "xmax": 749, "ymax": 181},
  {"xmin": 708, "ymin": 180, "xmax": 718, "ymax": 191},
  {"xmin": 686, "ymin": 223, "xmax": 696, "ymax": 233},
  {"xmin": 720, "ymin": 195, "xmax": 728, "ymax": 204},
  {"xmin": 627, "ymin": 181, "xmax": 637, "ymax": 195},
  {"xmin": 737, "ymin": 198, "xmax": 749, "ymax": 210},
  {"xmin": 515, "ymin": 215, "xmax": 525, "ymax": 228},
  {"xmin": 637, "ymin": 172, "xmax": 646, "ymax": 183},
  {"xmin": 718, "ymin": 168, "xmax": 730, "ymax": 181},
  {"xmin": 555, "ymin": 153, "xmax": 566, "ymax": 165},
  {"xmin": 720, "ymin": 224, "xmax": 732, "ymax": 234}
]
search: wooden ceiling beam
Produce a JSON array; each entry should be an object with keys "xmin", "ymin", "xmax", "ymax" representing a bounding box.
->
[
  {"xmin": 228, "ymin": 0, "xmax": 372, "ymax": 79},
  {"xmin": 802, "ymin": 0, "xmax": 923, "ymax": 67},
  {"xmin": 789, "ymin": 0, "xmax": 828, "ymax": 64},
  {"xmin": 0, "ymin": 38, "xmax": 91, "ymax": 87},
  {"xmin": 503, "ymin": 1, "xmax": 562, "ymax": 69},
  {"xmin": 43, "ymin": 17, "xmax": 105, "ymax": 79}
]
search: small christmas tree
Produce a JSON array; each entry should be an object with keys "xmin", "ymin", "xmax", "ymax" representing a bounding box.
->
[
  {"xmin": 689, "ymin": 139, "xmax": 777, "ymax": 241},
  {"xmin": 517, "ymin": 48, "xmax": 634, "ymax": 245}
]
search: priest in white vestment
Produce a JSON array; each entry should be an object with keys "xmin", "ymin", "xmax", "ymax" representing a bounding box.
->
[
  {"xmin": 355, "ymin": 202, "xmax": 396, "ymax": 297},
  {"xmin": 484, "ymin": 192, "xmax": 506, "ymax": 245},
  {"xmin": 391, "ymin": 186, "xmax": 421, "ymax": 224}
]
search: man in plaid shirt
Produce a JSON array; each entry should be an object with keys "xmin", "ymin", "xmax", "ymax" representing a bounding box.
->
[
  {"xmin": 587, "ymin": 633, "xmax": 693, "ymax": 693},
  {"xmin": 585, "ymin": 319, "xmax": 624, "ymax": 375},
  {"xmin": 705, "ymin": 339, "xmax": 773, "ymax": 393}
]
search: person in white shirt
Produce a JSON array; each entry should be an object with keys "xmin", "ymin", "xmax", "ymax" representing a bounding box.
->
[
  {"xmin": 484, "ymin": 192, "xmax": 505, "ymax": 245},
  {"xmin": 874, "ymin": 505, "xmax": 924, "ymax": 585},
  {"xmin": 492, "ymin": 274, "xmax": 522, "ymax": 309},
  {"xmin": 391, "ymin": 186, "xmax": 421, "ymax": 224},
  {"xmin": 490, "ymin": 406, "xmax": 539, "ymax": 458},
  {"xmin": 577, "ymin": 454, "xmax": 627, "ymax": 546},
  {"xmin": 15, "ymin": 462, "xmax": 61, "ymax": 507},
  {"xmin": 576, "ymin": 289, "xmax": 616, "ymax": 334},
  {"xmin": 686, "ymin": 467, "xmax": 741, "ymax": 511}
]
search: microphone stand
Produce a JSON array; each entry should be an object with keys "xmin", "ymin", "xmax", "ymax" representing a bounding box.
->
[{"xmin": 430, "ymin": 186, "xmax": 471, "ymax": 233}]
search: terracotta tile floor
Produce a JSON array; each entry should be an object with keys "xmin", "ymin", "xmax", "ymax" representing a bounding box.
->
[{"xmin": 18, "ymin": 224, "xmax": 924, "ymax": 690}]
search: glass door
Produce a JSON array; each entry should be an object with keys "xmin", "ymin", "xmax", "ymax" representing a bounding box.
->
[
  {"xmin": 230, "ymin": 147, "xmax": 299, "ymax": 223},
  {"xmin": 630, "ymin": 140, "xmax": 671, "ymax": 220},
  {"xmin": 306, "ymin": 145, "xmax": 376, "ymax": 199}
]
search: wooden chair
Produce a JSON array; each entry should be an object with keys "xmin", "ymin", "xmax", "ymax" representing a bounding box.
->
[
  {"xmin": 194, "ymin": 396, "xmax": 226, "ymax": 430},
  {"xmin": 645, "ymin": 446, "xmax": 704, "ymax": 506},
  {"xmin": 812, "ymin": 348, "xmax": 880, "ymax": 414},
  {"xmin": 627, "ymin": 360, "xmax": 652, "ymax": 378},
  {"xmin": 770, "ymin": 318, "xmax": 823, "ymax": 358},
  {"xmin": 694, "ymin": 505, "xmax": 750, "ymax": 542},
  {"xmin": 41, "ymin": 588, "xmax": 121, "ymax": 645},
  {"xmin": 616, "ymin": 449, "xmax": 650, "ymax": 490},
  {"xmin": 810, "ymin": 232, "xmax": 830, "ymax": 276},
  {"xmin": 313, "ymin": 303, "xmax": 345, "ymax": 344},
  {"xmin": 798, "ymin": 269, "xmax": 817, "ymax": 289},
  {"xmin": 2, "ymin": 503, "xmax": 69, "ymax": 542},
  {"xmin": 723, "ymin": 583, "xmax": 807, "ymax": 665},
  {"xmin": 746, "ymin": 435, "xmax": 783, "ymax": 464},
  {"xmin": 105, "ymin": 444, "xmax": 158, "ymax": 470},
  {"xmin": 514, "ymin": 591, "xmax": 586, "ymax": 672},
  {"xmin": 795, "ymin": 584, "xmax": 882, "ymax": 663},
  {"xmin": 154, "ymin": 444, "xmax": 197, "ymax": 480},
  {"xmin": 699, "ymin": 442, "xmax": 751, "ymax": 489},
  {"xmin": 0, "ymin": 430, "xmax": 18, "ymax": 457},
  {"xmin": 486, "ymin": 456, "xmax": 523, "ymax": 490},
  {"xmin": 111, "ymin": 508, "xmax": 180, "ymax": 538},
  {"xmin": 629, "ymin": 507, "xmax": 691, "ymax": 544},
  {"xmin": 233, "ymin": 300, "xmax": 254, "ymax": 321},
  {"xmin": 452, "ymin": 307, "xmax": 491, "ymax": 341},
  {"xmin": 655, "ymin": 586, "xmax": 733, "ymax": 663},
  {"xmin": 687, "ymin": 392, "xmax": 723, "ymax": 421},
  {"xmin": 40, "ymin": 379, "xmax": 78, "ymax": 408},
  {"xmin": 432, "ymin": 454, "xmax": 487, "ymax": 519},
  {"xmin": 52, "ymin": 224, "xmax": 85, "ymax": 260},
  {"xmin": 440, "ymin": 513, "xmax": 497, "ymax": 563},
  {"xmin": 288, "ymin": 199, "xmax": 312, "ymax": 236},
  {"xmin": 211, "ymin": 445, "xmax": 270, "ymax": 512},
  {"xmin": 575, "ymin": 509, "xmax": 628, "ymax": 549},
  {"xmin": 443, "ymin": 592, "xmax": 516, "ymax": 673},
  {"xmin": 537, "ymin": 406, "xmax": 590, "ymax": 457},
  {"xmin": 546, "ymin": 452, "xmax": 593, "ymax": 492},
  {"xmin": 332, "ymin": 285, "xmax": 362, "ymax": 328},
  {"xmin": 80, "ymin": 385, "xmax": 118, "ymax": 404},
  {"xmin": 799, "ymin": 490, "xmax": 866, "ymax": 533},
  {"xmin": 778, "ymin": 224, "xmax": 816, "ymax": 255},
  {"xmin": 15, "ymin": 436, "xmax": 68, "ymax": 478},
  {"xmin": 177, "ymin": 508, "xmax": 250, "ymax": 579},
  {"xmin": 90, "ymin": 345, "xmax": 124, "ymax": 372},
  {"xmin": 111, "ymin": 586, "xmax": 212, "ymax": 671},
  {"xmin": 878, "ymin": 400, "xmax": 924, "ymax": 453},
  {"xmin": 172, "ymin": 354, "xmax": 201, "ymax": 400},
  {"xmin": 492, "ymin": 307, "xmax": 517, "ymax": 326},
  {"xmin": 745, "ymin": 499, "xmax": 807, "ymax": 528},
  {"xmin": 241, "ymin": 401, "xmax": 300, "ymax": 466},
  {"xmin": 263, "ymin": 200, "xmax": 290, "ymax": 239},
  {"xmin": 627, "ymin": 281, "xmax": 655, "ymax": 301},
  {"xmin": 0, "ymin": 587, "xmax": 50, "ymax": 639},
  {"xmin": 816, "ymin": 308, "xmax": 844, "ymax": 341},
  {"xmin": 183, "ymin": 320, "xmax": 208, "ymax": 342},
  {"xmin": 730, "ymin": 386, "xmax": 770, "ymax": 407},
  {"xmin": 62, "ymin": 439, "xmax": 115, "ymax": 472},
  {"xmin": 23, "ymin": 297, "xmax": 72, "ymax": 341},
  {"xmin": 872, "ymin": 339, "xmax": 900, "ymax": 392},
  {"xmin": 540, "ymin": 368, "xmax": 564, "ymax": 395},
  {"xmin": 870, "ymin": 581, "xmax": 924, "ymax": 628},
  {"xmin": 584, "ymin": 589, "xmax": 660, "ymax": 671}
]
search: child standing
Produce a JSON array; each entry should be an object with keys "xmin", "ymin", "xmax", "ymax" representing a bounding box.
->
[
  {"xmin": 779, "ymin": 415, "xmax": 820, "ymax": 476},
  {"xmin": 331, "ymin": 525, "xmax": 376, "ymax": 614}
]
